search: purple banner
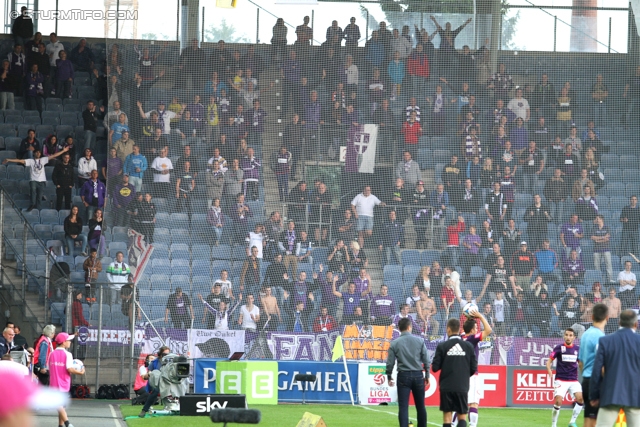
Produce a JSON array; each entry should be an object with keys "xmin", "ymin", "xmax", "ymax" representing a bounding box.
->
[
  {"xmin": 495, "ymin": 337, "xmax": 580, "ymax": 366},
  {"xmin": 76, "ymin": 326, "xmax": 189, "ymax": 355}
]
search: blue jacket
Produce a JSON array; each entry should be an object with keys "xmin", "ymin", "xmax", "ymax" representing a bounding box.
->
[
  {"xmin": 590, "ymin": 327, "xmax": 640, "ymax": 407},
  {"xmin": 387, "ymin": 60, "xmax": 405, "ymax": 84},
  {"xmin": 146, "ymin": 356, "xmax": 163, "ymax": 392},
  {"xmin": 123, "ymin": 153, "xmax": 148, "ymax": 178},
  {"xmin": 429, "ymin": 190, "xmax": 449, "ymax": 209}
]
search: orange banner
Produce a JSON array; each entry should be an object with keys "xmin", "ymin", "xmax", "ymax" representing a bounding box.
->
[{"xmin": 342, "ymin": 325, "xmax": 394, "ymax": 361}]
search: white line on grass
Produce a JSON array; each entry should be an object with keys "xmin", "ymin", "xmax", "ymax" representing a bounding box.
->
[
  {"xmin": 109, "ymin": 404, "xmax": 121, "ymax": 427},
  {"xmin": 360, "ymin": 405, "xmax": 441, "ymax": 426}
]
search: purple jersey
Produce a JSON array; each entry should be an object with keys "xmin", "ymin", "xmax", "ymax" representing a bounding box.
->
[
  {"xmin": 370, "ymin": 295, "xmax": 395, "ymax": 318},
  {"xmin": 464, "ymin": 332, "xmax": 483, "ymax": 373},
  {"xmin": 550, "ymin": 343, "xmax": 580, "ymax": 381},
  {"xmin": 342, "ymin": 292, "xmax": 360, "ymax": 316},
  {"xmin": 560, "ymin": 222, "xmax": 583, "ymax": 249}
]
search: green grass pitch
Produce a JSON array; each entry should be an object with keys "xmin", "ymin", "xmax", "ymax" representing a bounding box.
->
[{"xmin": 121, "ymin": 403, "xmax": 584, "ymax": 426}]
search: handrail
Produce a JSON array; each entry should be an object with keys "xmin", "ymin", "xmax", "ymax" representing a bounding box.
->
[
  {"xmin": 0, "ymin": 268, "xmax": 45, "ymax": 339},
  {"xmin": 245, "ymin": 0, "xmax": 325, "ymax": 46},
  {"xmin": 520, "ymin": 0, "xmax": 620, "ymax": 54},
  {"xmin": 0, "ymin": 184, "xmax": 65, "ymax": 267}
]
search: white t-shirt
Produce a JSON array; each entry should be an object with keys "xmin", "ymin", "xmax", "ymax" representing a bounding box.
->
[
  {"xmin": 214, "ymin": 279, "xmax": 233, "ymax": 298},
  {"xmin": 144, "ymin": 109, "xmax": 177, "ymax": 134},
  {"xmin": 494, "ymin": 299, "xmax": 505, "ymax": 322},
  {"xmin": 241, "ymin": 305, "xmax": 259, "ymax": 330},
  {"xmin": 208, "ymin": 156, "xmax": 228, "ymax": 172},
  {"xmin": 507, "ymin": 97, "xmax": 530, "ymax": 121},
  {"xmin": 406, "ymin": 295, "xmax": 420, "ymax": 307},
  {"xmin": 24, "ymin": 157, "xmax": 49, "ymax": 182},
  {"xmin": 441, "ymin": 270, "xmax": 462, "ymax": 298},
  {"xmin": 351, "ymin": 193, "xmax": 382, "ymax": 217},
  {"xmin": 618, "ymin": 270, "xmax": 637, "ymax": 292},
  {"xmin": 246, "ymin": 231, "xmax": 264, "ymax": 259},
  {"xmin": 46, "ymin": 41, "xmax": 64, "ymax": 66},
  {"xmin": 151, "ymin": 156, "xmax": 173, "ymax": 183}
]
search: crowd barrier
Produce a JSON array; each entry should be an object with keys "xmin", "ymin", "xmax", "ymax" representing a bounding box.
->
[{"xmin": 79, "ymin": 324, "xmax": 589, "ymax": 408}]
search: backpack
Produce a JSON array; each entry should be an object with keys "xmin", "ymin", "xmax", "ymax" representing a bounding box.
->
[{"xmin": 115, "ymin": 384, "xmax": 129, "ymax": 399}]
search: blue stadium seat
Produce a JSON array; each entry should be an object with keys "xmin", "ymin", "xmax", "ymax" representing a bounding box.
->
[
  {"xmin": 383, "ymin": 265, "xmax": 403, "ymax": 283},
  {"xmin": 5, "ymin": 115, "xmax": 22, "ymax": 124},
  {"xmin": 584, "ymin": 270, "xmax": 603, "ymax": 287},
  {"xmin": 108, "ymin": 241, "xmax": 127, "ymax": 257},
  {"xmin": 231, "ymin": 246, "xmax": 247, "ymax": 261},
  {"xmin": 191, "ymin": 244, "xmax": 211, "ymax": 260},
  {"xmin": 151, "ymin": 259, "xmax": 172, "ymax": 275},
  {"xmin": 626, "ymin": 183, "xmax": 640, "ymax": 199},
  {"xmin": 150, "ymin": 243, "xmax": 169, "ymax": 260},
  {"xmin": 604, "ymin": 168, "xmax": 622, "ymax": 183},
  {"xmin": 211, "ymin": 245, "xmax": 232, "ymax": 260},
  {"xmin": 297, "ymin": 262, "xmax": 314, "ymax": 280},
  {"xmin": 55, "ymin": 125, "xmax": 74, "ymax": 139},
  {"xmin": 170, "ymin": 228, "xmax": 190, "ymax": 245},
  {"xmin": 403, "ymin": 265, "xmax": 421, "ymax": 283},
  {"xmin": 619, "ymin": 155, "xmax": 637, "ymax": 170},
  {"xmin": 609, "ymin": 196, "xmax": 628, "ymax": 212},
  {"xmin": 401, "ymin": 250, "xmax": 421, "ymax": 267},
  {"xmin": 421, "ymin": 249, "xmax": 441, "ymax": 266},
  {"xmin": 603, "ymin": 183, "xmax": 625, "ymax": 198},
  {"xmin": 171, "ymin": 259, "xmax": 191, "ymax": 275},
  {"xmin": 623, "ymin": 169, "xmax": 640, "ymax": 184},
  {"xmin": 470, "ymin": 266, "xmax": 485, "ymax": 280},
  {"xmin": 193, "ymin": 259, "xmax": 212, "ymax": 276},
  {"xmin": 433, "ymin": 149, "xmax": 451, "ymax": 164},
  {"xmin": 5, "ymin": 136, "xmax": 20, "ymax": 151},
  {"xmin": 155, "ymin": 212, "xmax": 170, "ymax": 228},
  {"xmin": 600, "ymin": 154, "xmax": 618, "ymax": 169},
  {"xmin": 312, "ymin": 247, "xmax": 329, "ymax": 267},
  {"xmin": 0, "ymin": 124, "xmax": 15, "ymax": 137},
  {"xmin": 170, "ymin": 275, "xmax": 190, "ymax": 291},
  {"xmin": 514, "ymin": 194, "xmax": 533, "ymax": 209}
]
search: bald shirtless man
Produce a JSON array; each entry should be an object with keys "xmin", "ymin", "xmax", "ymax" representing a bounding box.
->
[{"xmin": 260, "ymin": 286, "xmax": 281, "ymax": 330}]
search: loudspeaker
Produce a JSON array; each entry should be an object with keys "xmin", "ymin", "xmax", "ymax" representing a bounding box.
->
[{"xmin": 295, "ymin": 412, "xmax": 327, "ymax": 427}]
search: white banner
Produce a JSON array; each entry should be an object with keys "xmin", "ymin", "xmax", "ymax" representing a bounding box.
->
[
  {"xmin": 357, "ymin": 363, "xmax": 398, "ymax": 405},
  {"xmin": 346, "ymin": 124, "xmax": 378, "ymax": 174},
  {"xmin": 127, "ymin": 228, "xmax": 153, "ymax": 283},
  {"xmin": 188, "ymin": 329, "xmax": 245, "ymax": 359}
]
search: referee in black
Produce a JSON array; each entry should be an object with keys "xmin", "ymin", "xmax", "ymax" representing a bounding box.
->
[
  {"xmin": 386, "ymin": 317, "xmax": 430, "ymax": 427},
  {"xmin": 432, "ymin": 318, "xmax": 477, "ymax": 427}
]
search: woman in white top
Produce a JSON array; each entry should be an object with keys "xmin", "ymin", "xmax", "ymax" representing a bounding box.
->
[{"xmin": 414, "ymin": 265, "xmax": 431, "ymax": 294}]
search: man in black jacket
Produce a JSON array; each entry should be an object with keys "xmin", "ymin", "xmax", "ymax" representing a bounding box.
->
[
  {"xmin": 52, "ymin": 151, "xmax": 75, "ymax": 210},
  {"xmin": 82, "ymin": 100, "xmax": 105, "ymax": 152},
  {"xmin": 11, "ymin": 6, "xmax": 33, "ymax": 47},
  {"xmin": 524, "ymin": 194, "xmax": 551, "ymax": 251},
  {"xmin": 431, "ymin": 318, "xmax": 477, "ymax": 427}
]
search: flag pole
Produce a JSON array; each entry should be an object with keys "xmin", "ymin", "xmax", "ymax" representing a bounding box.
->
[
  {"xmin": 332, "ymin": 334, "xmax": 355, "ymax": 405},
  {"xmin": 342, "ymin": 352, "xmax": 355, "ymax": 406}
]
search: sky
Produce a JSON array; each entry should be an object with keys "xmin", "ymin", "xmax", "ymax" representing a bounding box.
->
[{"xmin": 4, "ymin": 0, "xmax": 631, "ymax": 53}]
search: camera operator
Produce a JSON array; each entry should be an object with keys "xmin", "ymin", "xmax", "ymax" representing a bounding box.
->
[
  {"xmin": 132, "ymin": 354, "xmax": 155, "ymax": 405},
  {"xmin": 139, "ymin": 346, "xmax": 170, "ymax": 418}
]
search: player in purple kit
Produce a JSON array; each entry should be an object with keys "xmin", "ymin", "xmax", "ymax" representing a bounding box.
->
[
  {"xmin": 452, "ymin": 311, "xmax": 492, "ymax": 427},
  {"xmin": 546, "ymin": 328, "xmax": 584, "ymax": 427}
]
